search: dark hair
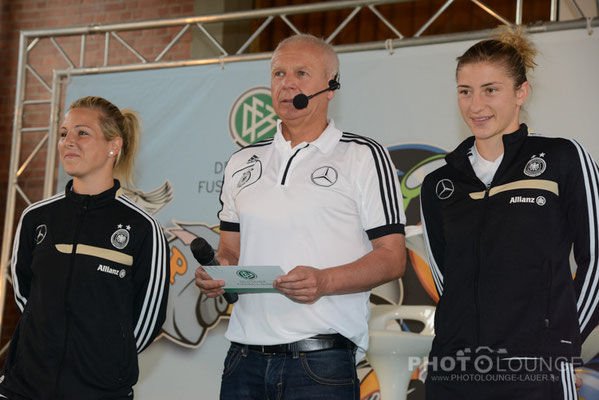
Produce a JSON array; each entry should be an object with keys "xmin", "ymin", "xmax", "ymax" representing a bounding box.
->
[
  {"xmin": 68, "ymin": 96, "xmax": 140, "ymax": 184},
  {"xmin": 456, "ymin": 25, "xmax": 537, "ymax": 88}
]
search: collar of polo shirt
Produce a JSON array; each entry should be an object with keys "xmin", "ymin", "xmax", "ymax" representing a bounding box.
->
[{"xmin": 275, "ymin": 119, "xmax": 341, "ymax": 154}]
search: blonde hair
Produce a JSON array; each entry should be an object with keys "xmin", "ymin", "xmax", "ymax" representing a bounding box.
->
[
  {"xmin": 68, "ymin": 96, "xmax": 140, "ymax": 185},
  {"xmin": 273, "ymin": 34, "xmax": 340, "ymax": 79},
  {"xmin": 456, "ymin": 25, "xmax": 537, "ymax": 88}
]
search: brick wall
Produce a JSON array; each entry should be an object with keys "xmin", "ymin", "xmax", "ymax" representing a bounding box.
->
[{"xmin": 0, "ymin": 0, "xmax": 195, "ymax": 362}]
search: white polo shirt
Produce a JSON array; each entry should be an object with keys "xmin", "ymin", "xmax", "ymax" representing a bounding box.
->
[{"xmin": 218, "ymin": 119, "xmax": 405, "ymax": 353}]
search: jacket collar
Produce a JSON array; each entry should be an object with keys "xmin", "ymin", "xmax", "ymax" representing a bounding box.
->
[
  {"xmin": 445, "ymin": 123, "xmax": 529, "ymax": 184},
  {"xmin": 65, "ymin": 179, "xmax": 121, "ymax": 209}
]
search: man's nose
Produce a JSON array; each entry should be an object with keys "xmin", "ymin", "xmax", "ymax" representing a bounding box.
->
[{"xmin": 281, "ymin": 74, "xmax": 298, "ymax": 89}]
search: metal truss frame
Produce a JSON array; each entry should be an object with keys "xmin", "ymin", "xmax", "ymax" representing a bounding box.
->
[{"xmin": 1, "ymin": 0, "xmax": 597, "ymax": 336}]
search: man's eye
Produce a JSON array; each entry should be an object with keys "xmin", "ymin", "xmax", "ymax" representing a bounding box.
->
[{"xmin": 79, "ymin": 130, "xmax": 88, "ymax": 136}]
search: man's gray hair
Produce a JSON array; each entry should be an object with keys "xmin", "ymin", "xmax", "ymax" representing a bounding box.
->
[{"xmin": 273, "ymin": 34, "xmax": 340, "ymax": 79}]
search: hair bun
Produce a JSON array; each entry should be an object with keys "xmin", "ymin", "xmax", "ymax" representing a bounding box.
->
[{"xmin": 494, "ymin": 25, "xmax": 537, "ymax": 72}]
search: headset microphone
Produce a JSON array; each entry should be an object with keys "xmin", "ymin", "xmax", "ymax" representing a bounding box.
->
[{"xmin": 292, "ymin": 75, "xmax": 340, "ymax": 110}]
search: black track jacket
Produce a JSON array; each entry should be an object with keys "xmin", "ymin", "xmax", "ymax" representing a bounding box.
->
[
  {"xmin": 0, "ymin": 180, "xmax": 169, "ymax": 399},
  {"xmin": 421, "ymin": 124, "xmax": 599, "ymax": 361}
]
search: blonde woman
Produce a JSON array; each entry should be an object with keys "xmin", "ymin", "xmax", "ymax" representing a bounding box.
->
[{"xmin": 0, "ymin": 97, "xmax": 169, "ymax": 399}]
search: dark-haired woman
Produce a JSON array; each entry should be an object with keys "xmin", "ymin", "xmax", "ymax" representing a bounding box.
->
[
  {"xmin": 421, "ymin": 27, "xmax": 599, "ymax": 399},
  {"xmin": 0, "ymin": 97, "xmax": 169, "ymax": 399}
]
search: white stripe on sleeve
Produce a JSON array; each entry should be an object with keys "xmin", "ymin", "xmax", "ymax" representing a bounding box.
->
[
  {"xmin": 117, "ymin": 196, "xmax": 167, "ymax": 351},
  {"xmin": 570, "ymin": 140, "xmax": 599, "ymax": 333},
  {"xmin": 419, "ymin": 198, "xmax": 444, "ymax": 296}
]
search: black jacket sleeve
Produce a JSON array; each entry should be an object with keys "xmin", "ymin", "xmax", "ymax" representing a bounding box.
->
[
  {"xmin": 565, "ymin": 139, "xmax": 599, "ymax": 342},
  {"xmin": 132, "ymin": 217, "xmax": 170, "ymax": 353},
  {"xmin": 420, "ymin": 174, "xmax": 446, "ymax": 298},
  {"xmin": 10, "ymin": 211, "xmax": 35, "ymax": 313}
]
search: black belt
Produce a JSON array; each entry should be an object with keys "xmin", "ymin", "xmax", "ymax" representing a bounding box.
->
[{"xmin": 232, "ymin": 334, "xmax": 355, "ymax": 354}]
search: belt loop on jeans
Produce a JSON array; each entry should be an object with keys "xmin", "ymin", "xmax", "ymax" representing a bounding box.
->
[{"xmin": 290, "ymin": 341, "xmax": 299, "ymax": 358}]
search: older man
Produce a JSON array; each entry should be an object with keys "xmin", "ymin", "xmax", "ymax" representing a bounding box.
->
[{"xmin": 196, "ymin": 34, "xmax": 406, "ymax": 399}]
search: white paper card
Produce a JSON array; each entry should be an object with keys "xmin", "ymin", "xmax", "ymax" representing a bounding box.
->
[{"xmin": 203, "ymin": 265, "xmax": 285, "ymax": 293}]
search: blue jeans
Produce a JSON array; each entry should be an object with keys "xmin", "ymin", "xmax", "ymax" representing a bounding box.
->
[{"xmin": 219, "ymin": 343, "xmax": 360, "ymax": 400}]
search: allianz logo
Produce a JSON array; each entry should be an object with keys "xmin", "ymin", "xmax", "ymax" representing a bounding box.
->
[
  {"xmin": 509, "ymin": 195, "xmax": 546, "ymax": 206},
  {"xmin": 97, "ymin": 264, "xmax": 126, "ymax": 278}
]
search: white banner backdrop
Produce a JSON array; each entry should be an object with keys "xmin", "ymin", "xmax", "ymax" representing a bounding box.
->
[{"xmin": 59, "ymin": 28, "xmax": 599, "ymax": 399}]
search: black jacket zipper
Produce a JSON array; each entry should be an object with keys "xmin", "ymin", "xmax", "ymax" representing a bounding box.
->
[
  {"xmin": 474, "ymin": 187, "xmax": 490, "ymax": 347},
  {"xmin": 54, "ymin": 198, "xmax": 89, "ymax": 397}
]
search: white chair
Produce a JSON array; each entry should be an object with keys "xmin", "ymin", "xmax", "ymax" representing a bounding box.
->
[
  {"xmin": 367, "ymin": 305, "xmax": 435, "ymax": 400},
  {"xmin": 582, "ymin": 324, "xmax": 599, "ymax": 364}
]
